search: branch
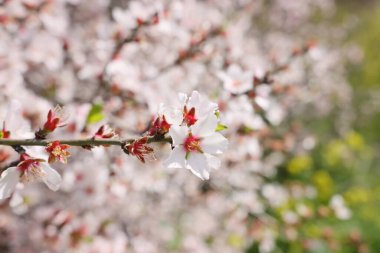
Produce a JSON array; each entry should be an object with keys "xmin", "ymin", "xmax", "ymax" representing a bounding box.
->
[{"xmin": 0, "ymin": 136, "xmax": 171, "ymax": 148}]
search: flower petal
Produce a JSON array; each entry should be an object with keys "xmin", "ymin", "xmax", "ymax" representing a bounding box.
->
[
  {"xmin": 0, "ymin": 167, "xmax": 20, "ymax": 199},
  {"xmin": 201, "ymin": 132, "xmax": 228, "ymax": 154},
  {"xmin": 164, "ymin": 147, "xmax": 186, "ymax": 169},
  {"xmin": 178, "ymin": 93, "xmax": 188, "ymax": 108},
  {"xmin": 24, "ymin": 146, "xmax": 49, "ymax": 161},
  {"xmin": 41, "ymin": 163, "xmax": 62, "ymax": 191},
  {"xmin": 191, "ymin": 114, "xmax": 218, "ymax": 138},
  {"xmin": 161, "ymin": 106, "xmax": 183, "ymax": 125},
  {"xmin": 169, "ymin": 125, "xmax": 188, "ymax": 146},
  {"xmin": 187, "ymin": 90, "xmax": 201, "ymax": 109},
  {"xmin": 197, "ymin": 99, "xmax": 218, "ymax": 119},
  {"xmin": 186, "ymin": 153, "xmax": 210, "ymax": 180}
]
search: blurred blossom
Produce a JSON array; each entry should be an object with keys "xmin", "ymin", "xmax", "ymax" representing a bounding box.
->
[
  {"xmin": 217, "ymin": 64, "xmax": 253, "ymax": 94},
  {"xmin": 0, "ymin": 0, "xmax": 361, "ymax": 252},
  {"xmin": 330, "ymin": 195, "xmax": 352, "ymax": 220}
]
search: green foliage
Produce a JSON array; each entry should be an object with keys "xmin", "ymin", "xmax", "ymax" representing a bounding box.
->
[
  {"xmin": 227, "ymin": 233, "xmax": 245, "ymax": 249},
  {"xmin": 347, "ymin": 6, "xmax": 380, "ymax": 89},
  {"xmin": 86, "ymin": 103, "xmax": 105, "ymax": 125},
  {"xmin": 287, "ymin": 155, "xmax": 313, "ymax": 174}
]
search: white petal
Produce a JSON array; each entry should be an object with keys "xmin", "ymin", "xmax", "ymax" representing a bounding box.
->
[
  {"xmin": 188, "ymin": 90, "xmax": 200, "ymax": 109},
  {"xmin": 186, "ymin": 153, "xmax": 210, "ymax": 180},
  {"xmin": 201, "ymin": 133, "xmax": 228, "ymax": 154},
  {"xmin": 23, "ymin": 147, "xmax": 49, "ymax": 160},
  {"xmin": 178, "ymin": 93, "xmax": 188, "ymax": 108},
  {"xmin": 205, "ymin": 154, "xmax": 221, "ymax": 170},
  {"xmin": 0, "ymin": 167, "xmax": 20, "ymax": 199},
  {"xmin": 162, "ymin": 106, "xmax": 183, "ymax": 125},
  {"xmin": 169, "ymin": 125, "xmax": 188, "ymax": 146},
  {"xmin": 41, "ymin": 164, "xmax": 62, "ymax": 191},
  {"xmin": 191, "ymin": 114, "xmax": 218, "ymax": 138},
  {"xmin": 197, "ymin": 99, "xmax": 218, "ymax": 118},
  {"xmin": 164, "ymin": 147, "xmax": 186, "ymax": 169},
  {"xmin": 256, "ymin": 97, "xmax": 270, "ymax": 110}
]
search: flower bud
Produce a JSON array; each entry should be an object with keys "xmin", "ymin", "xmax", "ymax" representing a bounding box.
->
[
  {"xmin": 93, "ymin": 125, "xmax": 117, "ymax": 139},
  {"xmin": 36, "ymin": 105, "xmax": 69, "ymax": 139}
]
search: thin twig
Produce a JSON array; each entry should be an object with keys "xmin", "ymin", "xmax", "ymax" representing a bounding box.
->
[{"xmin": 0, "ymin": 136, "xmax": 171, "ymax": 147}]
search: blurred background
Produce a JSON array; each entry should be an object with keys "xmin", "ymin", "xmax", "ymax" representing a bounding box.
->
[
  {"xmin": 310, "ymin": 0, "xmax": 380, "ymax": 251},
  {"xmin": 0, "ymin": 0, "xmax": 380, "ymax": 252}
]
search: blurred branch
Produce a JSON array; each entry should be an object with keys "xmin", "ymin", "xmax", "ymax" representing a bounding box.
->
[
  {"xmin": 92, "ymin": 13, "xmax": 159, "ymax": 100},
  {"xmin": 150, "ymin": 26, "xmax": 225, "ymax": 79}
]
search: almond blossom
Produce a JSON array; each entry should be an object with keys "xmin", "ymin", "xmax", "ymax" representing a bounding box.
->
[
  {"xmin": 45, "ymin": 141, "xmax": 71, "ymax": 164},
  {"xmin": 0, "ymin": 152, "xmax": 62, "ymax": 199},
  {"xmin": 179, "ymin": 91, "xmax": 219, "ymax": 126},
  {"xmin": 160, "ymin": 90, "xmax": 219, "ymax": 127},
  {"xmin": 165, "ymin": 113, "xmax": 228, "ymax": 180}
]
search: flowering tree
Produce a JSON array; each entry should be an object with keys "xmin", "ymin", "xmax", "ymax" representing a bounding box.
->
[{"xmin": 0, "ymin": 0, "xmax": 360, "ymax": 252}]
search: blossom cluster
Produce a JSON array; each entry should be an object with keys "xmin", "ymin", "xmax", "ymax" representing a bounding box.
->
[
  {"xmin": 164, "ymin": 91, "xmax": 228, "ymax": 180},
  {"xmin": 0, "ymin": 91, "xmax": 228, "ymax": 200}
]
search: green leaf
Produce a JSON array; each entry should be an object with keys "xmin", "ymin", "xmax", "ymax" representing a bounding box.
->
[
  {"xmin": 86, "ymin": 104, "xmax": 104, "ymax": 125},
  {"xmin": 215, "ymin": 123, "xmax": 228, "ymax": 132}
]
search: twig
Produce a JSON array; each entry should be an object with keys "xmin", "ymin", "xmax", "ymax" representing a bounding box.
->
[{"xmin": 0, "ymin": 136, "xmax": 171, "ymax": 148}]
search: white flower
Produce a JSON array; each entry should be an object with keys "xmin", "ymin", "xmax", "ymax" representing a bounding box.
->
[
  {"xmin": 330, "ymin": 195, "xmax": 351, "ymax": 220},
  {"xmin": 164, "ymin": 114, "xmax": 227, "ymax": 180},
  {"xmin": 0, "ymin": 153, "xmax": 62, "ymax": 199},
  {"xmin": 217, "ymin": 64, "xmax": 253, "ymax": 94},
  {"xmin": 179, "ymin": 90, "xmax": 218, "ymax": 124},
  {"xmin": 161, "ymin": 90, "xmax": 218, "ymax": 127}
]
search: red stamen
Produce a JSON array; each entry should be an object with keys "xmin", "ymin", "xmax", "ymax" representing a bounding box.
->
[
  {"xmin": 183, "ymin": 134, "xmax": 202, "ymax": 153},
  {"xmin": 183, "ymin": 107, "xmax": 197, "ymax": 126}
]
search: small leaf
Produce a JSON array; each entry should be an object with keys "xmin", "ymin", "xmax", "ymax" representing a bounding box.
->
[
  {"xmin": 215, "ymin": 123, "xmax": 228, "ymax": 132},
  {"xmin": 214, "ymin": 110, "xmax": 220, "ymax": 118},
  {"xmin": 86, "ymin": 104, "xmax": 104, "ymax": 125}
]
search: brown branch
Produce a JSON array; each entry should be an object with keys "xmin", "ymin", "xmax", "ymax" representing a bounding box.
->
[{"xmin": 0, "ymin": 135, "xmax": 171, "ymax": 148}]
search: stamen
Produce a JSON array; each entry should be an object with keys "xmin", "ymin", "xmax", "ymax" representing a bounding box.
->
[{"xmin": 183, "ymin": 134, "xmax": 202, "ymax": 153}]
